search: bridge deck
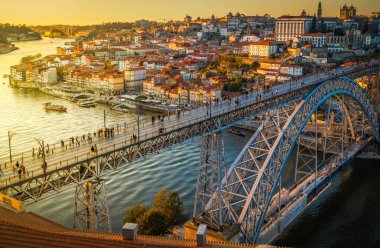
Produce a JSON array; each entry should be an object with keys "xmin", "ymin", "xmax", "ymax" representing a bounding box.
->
[{"xmin": 0, "ymin": 62, "xmax": 379, "ymax": 198}]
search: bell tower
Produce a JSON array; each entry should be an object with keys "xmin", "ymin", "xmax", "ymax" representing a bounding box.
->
[{"xmin": 317, "ymin": 2, "xmax": 322, "ymax": 19}]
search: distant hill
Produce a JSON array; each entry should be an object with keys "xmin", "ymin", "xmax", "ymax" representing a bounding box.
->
[{"xmin": 0, "ymin": 24, "xmax": 41, "ymax": 43}]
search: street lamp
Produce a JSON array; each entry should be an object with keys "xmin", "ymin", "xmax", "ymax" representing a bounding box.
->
[
  {"xmin": 8, "ymin": 131, "xmax": 16, "ymax": 162},
  {"xmin": 201, "ymin": 94, "xmax": 212, "ymax": 119},
  {"xmin": 103, "ymin": 109, "xmax": 112, "ymax": 129},
  {"xmin": 32, "ymin": 137, "xmax": 46, "ymax": 169},
  {"xmin": 127, "ymin": 113, "xmax": 140, "ymax": 146},
  {"xmin": 7, "ymin": 131, "xmax": 46, "ymax": 166}
]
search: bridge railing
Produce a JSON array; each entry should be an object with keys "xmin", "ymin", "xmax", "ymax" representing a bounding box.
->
[
  {"xmin": 2, "ymin": 61, "xmax": 378, "ymax": 170},
  {"xmin": 1, "ymin": 62, "xmax": 379, "ymax": 188}
]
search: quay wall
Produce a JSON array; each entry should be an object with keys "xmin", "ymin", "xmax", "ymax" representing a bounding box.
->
[{"xmin": 257, "ymin": 195, "xmax": 307, "ymax": 244}]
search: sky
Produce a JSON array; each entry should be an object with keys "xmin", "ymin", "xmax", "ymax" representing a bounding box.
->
[{"xmin": 0, "ymin": 0, "xmax": 379, "ymax": 25}]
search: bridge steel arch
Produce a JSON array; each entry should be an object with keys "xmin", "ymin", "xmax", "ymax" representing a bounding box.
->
[{"xmin": 207, "ymin": 78, "xmax": 379, "ymax": 243}]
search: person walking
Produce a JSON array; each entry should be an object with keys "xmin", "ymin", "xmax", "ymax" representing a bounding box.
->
[
  {"xmin": 42, "ymin": 161, "xmax": 47, "ymax": 174},
  {"xmin": 18, "ymin": 168, "xmax": 22, "ymax": 179}
]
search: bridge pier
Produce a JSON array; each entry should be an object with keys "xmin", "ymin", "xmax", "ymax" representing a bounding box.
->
[
  {"xmin": 73, "ymin": 178, "xmax": 111, "ymax": 233},
  {"xmin": 376, "ymin": 72, "xmax": 379, "ymax": 110},
  {"xmin": 193, "ymin": 131, "xmax": 226, "ymax": 231}
]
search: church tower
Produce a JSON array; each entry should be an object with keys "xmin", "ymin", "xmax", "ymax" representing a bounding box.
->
[{"xmin": 317, "ymin": 2, "xmax": 322, "ymax": 19}]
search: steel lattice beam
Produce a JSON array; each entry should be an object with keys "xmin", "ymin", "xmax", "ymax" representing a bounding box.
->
[{"xmin": 201, "ymin": 78, "xmax": 379, "ymax": 243}]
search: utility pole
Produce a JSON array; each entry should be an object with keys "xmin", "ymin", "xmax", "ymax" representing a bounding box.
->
[
  {"xmin": 103, "ymin": 110, "xmax": 106, "ymax": 129},
  {"xmin": 42, "ymin": 140, "xmax": 46, "ymax": 165},
  {"xmin": 8, "ymin": 131, "xmax": 13, "ymax": 163},
  {"xmin": 209, "ymin": 95, "xmax": 212, "ymax": 119},
  {"xmin": 137, "ymin": 115, "xmax": 140, "ymax": 146}
]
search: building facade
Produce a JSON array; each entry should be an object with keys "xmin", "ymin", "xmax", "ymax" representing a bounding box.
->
[
  {"xmin": 124, "ymin": 67, "xmax": 147, "ymax": 82},
  {"xmin": 249, "ymin": 41, "xmax": 277, "ymax": 57}
]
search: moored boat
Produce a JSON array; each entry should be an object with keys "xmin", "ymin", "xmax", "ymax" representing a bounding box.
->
[
  {"xmin": 229, "ymin": 128, "xmax": 246, "ymax": 137},
  {"xmin": 111, "ymin": 103, "xmax": 129, "ymax": 113},
  {"xmin": 44, "ymin": 102, "xmax": 67, "ymax": 112},
  {"xmin": 78, "ymin": 99, "xmax": 96, "ymax": 108}
]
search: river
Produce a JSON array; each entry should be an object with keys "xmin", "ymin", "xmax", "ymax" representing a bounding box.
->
[
  {"xmin": 1, "ymin": 39, "xmax": 379, "ymax": 247},
  {"xmin": 0, "ymin": 38, "xmax": 152, "ymax": 161}
]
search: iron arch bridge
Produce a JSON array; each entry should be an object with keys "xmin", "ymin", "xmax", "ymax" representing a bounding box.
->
[{"xmin": 194, "ymin": 78, "xmax": 379, "ymax": 243}]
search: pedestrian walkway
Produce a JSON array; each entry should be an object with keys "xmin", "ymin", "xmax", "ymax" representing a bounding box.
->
[{"xmin": 0, "ymin": 61, "xmax": 378, "ymax": 190}]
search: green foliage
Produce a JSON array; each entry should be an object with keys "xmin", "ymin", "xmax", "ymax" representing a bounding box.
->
[
  {"xmin": 173, "ymin": 54, "xmax": 187, "ymax": 59},
  {"xmin": 223, "ymin": 82, "xmax": 243, "ymax": 92},
  {"xmin": 334, "ymin": 28, "xmax": 345, "ymax": 36},
  {"xmin": 0, "ymin": 36, "xmax": 8, "ymax": 43},
  {"xmin": 319, "ymin": 19, "xmax": 327, "ymax": 33},
  {"xmin": 198, "ymin": 67, "xmax": 207, "ymax": 74},
  {"xmin": 124, "ymin": 204, "xmax": 147, "ymax": 224},
  {"xmin": 135, "ymin": 95, "xmax": 148, "ymax": 100},
  {"xmin": 137, "ymin": 208, "xmax": 169, "ymax": 235},
  {"xmin": 250, "ymin": 61, "xmax": 260, "ymax": 69},
  {"xmin": 269, "ymin": 54, "xmax": 277, "ymax": 60},
  {"xmin": 20, "ymin": 53, "xmax": 42, "ymax": 64},
  {"xmin": 153, "ymin": 189, "xmax": 185, "ymax": 228},
  {"xmin": 123, "ymin": 189, "xmax": 185, "ymax": 236},
  {"xmin": 165, "ymin": 191, "xmax": 185, "ymax": 227},
  {"xmin": 0, "ymin": 24, "xmax": 41, "ymax": 42},
  {"xmin": 311, "ymin": 15, "xmax": 317, "ymax": 33}
]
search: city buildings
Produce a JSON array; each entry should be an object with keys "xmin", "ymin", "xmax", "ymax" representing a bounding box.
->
[{"xmin": 7, "ymin": 4, "xmax": 380, "ymax": 102}]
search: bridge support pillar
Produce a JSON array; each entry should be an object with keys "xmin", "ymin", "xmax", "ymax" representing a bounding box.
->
[
  {"xmin": 73, "ymin": 179, "xmax": 111, "ymax": 233},
  {"xmin": 193, "ymin": 132, "xmax": 226, "ymax": 231},
  {"xmin": 376, "ymin": 72, "xmax": 379, "ymax": 110}
]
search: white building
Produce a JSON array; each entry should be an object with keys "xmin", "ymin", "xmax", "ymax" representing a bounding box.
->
[
  {"xmin": 249, "ymin": 41, "xmax": 277, "ymax": 57},
  {"xmin": 275, "ymin": 15, "xmax": 313, "ymax": 41},
  {"xmin": 300, "ymin": 33, "xmax": 326, "ymax": 48},
  {"xmin": 240, "ymin": 35, "xmax": 261, "ymax": 42},
  {"xmin": 279, "ymin": 64, "xmax": 303, "ymax": 76},
  {"xmin": 124, "ymin": 67, "xmax": 146, "ymax": 82}
]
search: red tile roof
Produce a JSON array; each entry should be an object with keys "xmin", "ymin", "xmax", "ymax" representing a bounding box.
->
[{"xmin": 0, "ymin": 206, "xmax": 260, "ymax": 248}]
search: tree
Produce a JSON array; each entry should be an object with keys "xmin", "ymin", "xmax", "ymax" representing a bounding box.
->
[
  {"xmin": 123, "ymin": 189, "xmax": 185, "ymax": 236},
  {"xmin": 250, "ymin": 61, "xmax": 260, "ymax": 69},
  {"xmin": 319, "ymin": 19, "xmax": 326, "ymax": 33},
  {"xmin": 153, "ymin": 189, "xmax": 185, "ymax": 228},
  {"xmin": 163, "ymin": 191, "xmax": 185, "ymax": 228},
  {"xmin": 124, "ymin": 204, "xmax": 147, "ymax": 224},
  {"xmin": 153, "ymin": 189, "xmax": 167, "ymax": 209},
  {"xmin": 311, "ymin": 15, "xmax": 317, "ymax": 33},
  {"xmin": 363, "ymin": 20, "xmax": 369, "ymax": 33},
  {"xmin": 20, "ymin": 53, "xmax": 42, "ymax": 64},
  {"xmin": 137, "ymin": 208, "xmax": 169, "ymax": 235},
  {"xmin": 334, "ymin": 28, "xmax": 345, "ymax": 36}
]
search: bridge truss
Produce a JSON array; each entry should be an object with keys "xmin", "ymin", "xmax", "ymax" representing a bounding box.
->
[{"xmin": 198, "ymin": 78, "xmax": 379, "ymax": 243}]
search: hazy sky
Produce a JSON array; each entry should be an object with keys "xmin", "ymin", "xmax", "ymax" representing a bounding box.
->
[{"xmin": 1, "ymin": 0, "xmax": 379, "ymax": 25}]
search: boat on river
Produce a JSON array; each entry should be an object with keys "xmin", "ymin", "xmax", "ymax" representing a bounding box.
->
[
  {"xmin": 111, "ymin": 103, "xmax": 129, "ymax": 113},
  {"xmin": 78, "ymin": 99, "xmax": 96, "ymax": 108},
  {"xmin": 229, "ymin": 128, "xmax": 246, "ymax": 137},
  {"xmin": 44, "ymin": 102, "xmax": 67, "ymax": 112}
]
